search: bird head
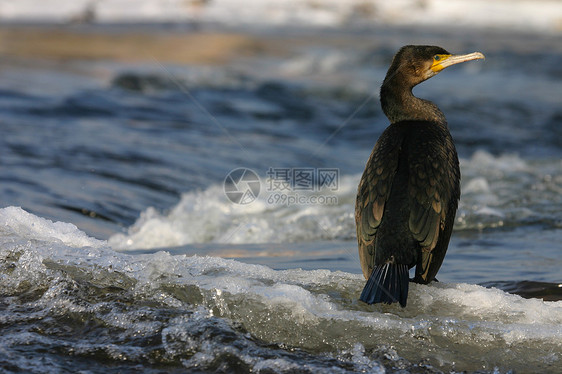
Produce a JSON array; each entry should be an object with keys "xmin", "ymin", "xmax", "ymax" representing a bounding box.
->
[{"xmin": 384, "ymin": 45, "xmax": 485, "ymax": 87}]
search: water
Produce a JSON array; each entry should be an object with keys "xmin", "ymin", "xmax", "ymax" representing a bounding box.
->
[{"xmin": 1, "ymin": 21, "xmax": 562, "ymax": 373}]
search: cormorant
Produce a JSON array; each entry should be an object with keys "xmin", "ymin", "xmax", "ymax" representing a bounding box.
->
[{"xmin": 356, "ymin": 45, "xmax": 484, "ymax": 307}]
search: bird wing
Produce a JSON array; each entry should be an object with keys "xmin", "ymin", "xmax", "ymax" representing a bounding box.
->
[
  {"xmin": 407, "ymin": 126, "xmax": 459, "ymax": 282},
  {"xmin": 356, "ymin": 126, "xmax": 402, "ymax": 279}
]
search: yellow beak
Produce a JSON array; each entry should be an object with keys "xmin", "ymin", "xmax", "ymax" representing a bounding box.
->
[{"xmin": 431, "ymin": 52, "xmax": 485, "ymax": 73}]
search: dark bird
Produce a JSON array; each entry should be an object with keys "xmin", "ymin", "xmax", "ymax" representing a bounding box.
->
[{"xmin": 356, "ymin": 45, "xmax": 484, "ymax": 307}]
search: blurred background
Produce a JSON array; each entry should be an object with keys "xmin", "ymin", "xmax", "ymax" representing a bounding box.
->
[{"xmin": 0, "ymin": 0, "xmax": 560, "ymax": 30}]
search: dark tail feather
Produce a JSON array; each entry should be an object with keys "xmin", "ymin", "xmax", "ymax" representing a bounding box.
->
[{"xmin": 360, "ymin": 263, "xmax": 409, "ymax": 307}]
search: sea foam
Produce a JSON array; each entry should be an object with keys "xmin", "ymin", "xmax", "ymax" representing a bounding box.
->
[
  {"xmin": 1, "ymin": 206, "xmax": 561, "ymax": 373},
  {"xmin": 108, "ymin": 151, "xmax": 560, "ymax": 250}
]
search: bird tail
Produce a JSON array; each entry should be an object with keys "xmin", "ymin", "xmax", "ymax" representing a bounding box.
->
[{"xmin": 360, "ymin": 263, "xmax": 409, "ymax": 307}]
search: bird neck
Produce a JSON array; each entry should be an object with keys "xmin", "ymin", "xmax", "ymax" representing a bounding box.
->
[{"xmin": 380, "ymin": 80, "xmax": 446, "ymax": 124}]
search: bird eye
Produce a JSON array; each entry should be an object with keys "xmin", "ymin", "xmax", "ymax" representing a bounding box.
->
[{"xmin": 434, "ymin": 55, "xmax": 441, "ymax": 61}]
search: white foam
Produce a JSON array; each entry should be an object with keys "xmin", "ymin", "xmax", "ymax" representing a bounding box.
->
[
  {"xmin": 1, "ymin": 206, "xmax": 561, "ymax": 372},
  {"xmin": 4, "ymin": 206, "xmax": 560, "ymax": 333},
  {"xmin": 463, "ymin": 177, "xmax": 491, "ymax": 194},
  {"xmin": 109, "ymin": 176, "xmax": 358, "ymax": 250},
  {"xmin": 108, "ymin": 150, "xmax": 559, "ymax": 249},
  {"xmin": 0, "ymin": 0, "xmax": 561, "ymax": 34},
  {"xmin": 0, "ymin": 206, "xmax": 105, "ymax": 248},
  {"xmin": 457, "ymin": 151, "xmax": 560, "ymax": 229}
]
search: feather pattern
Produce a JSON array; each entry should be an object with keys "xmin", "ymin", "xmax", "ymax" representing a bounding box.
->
[{"xmin": 360, "ymin": 263, "xmax": 410, "ymax": 307}]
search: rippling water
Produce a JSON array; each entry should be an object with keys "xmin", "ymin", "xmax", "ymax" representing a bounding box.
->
[{"xmin": 1, "ymin": 24, "xmax": 561, "ymax": 373}]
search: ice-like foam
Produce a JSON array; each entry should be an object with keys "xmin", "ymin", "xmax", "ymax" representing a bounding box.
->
[
  {"xmin": 0, "ymin": 206, "xmax": 104, "ymax": 248},
  {"xmin": 1, "ymin": 206, "xmax": 561, "ymax": 373}
]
